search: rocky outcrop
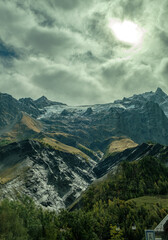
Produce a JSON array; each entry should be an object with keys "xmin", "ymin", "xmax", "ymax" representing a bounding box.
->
[
  {"xmin": 19, "ymin": 98, "xmax": 42, "ymax": 117},
  {"xmin": 120, "ymin": 101, "xmax": 168, "ymax": 145},
  {"xmin": 0, "ymin": 93, "xmax": 21, "ymax": 127},
  {"xmin": 83, "ymin": 107, "xmax": 93, "ymax": 116},
  {"xmin": 93, "ymin": 143, "xmax": 168, "ymax": 178},
  {"xmin": 0, "ymin": 140, "xmax": 96, "ymax": 211}
]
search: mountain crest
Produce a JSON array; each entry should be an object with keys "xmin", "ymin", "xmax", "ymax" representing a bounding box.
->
[
  {"xmin": 36, "ymin": 96, "xmax": 48, "ymax": 101},
  {"xmin": 35, "ymin": 96, "xmax": 66, "ymax": 108},
  {"xmin": 155, "ymin": 87, "xmax": 167, "ymax": 96}
]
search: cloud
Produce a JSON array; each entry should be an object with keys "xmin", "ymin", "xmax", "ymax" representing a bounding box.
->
[
  {"xmin": 25, "ymin": 27, "xmax": 78, "ymax": 57},
  {"xmin": 157, "ymin": 58, "xmax": 168, "ymax": 78},
  {"xmin": 47, "ymin": 0, "xmax": 79, "ymax": 10},
  {"xmin": 0, "ymin": 0, "xmax": 168, "ymax": 104},
  {"xmin": 101, "ymin": 60, "xmax": 127, "ymax": 84},
  {"xmin": 122, "ymin": 64, "xmax": 157, "ymax": 93},
  {"xmin": 0, "ymin": 69, "xmax": 41, "ymax": 100},
  {"xmin": 157, "ymin": 0, "xmax": 168, "ymax": 33},
  {"xmin": 0, "ymin": 39, "xmax": 21, "ymax": 70},
  {"xmin": 30, "ymin": 64, "xmax": 104, "ymax": 104},
  {"xmin": 121, "ymin": 0, "xmax": 144, "ymax": 18}
]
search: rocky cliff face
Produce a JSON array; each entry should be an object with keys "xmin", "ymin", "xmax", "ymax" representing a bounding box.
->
[
  {"xmin": 120, "ymin": 101, "xmax": 168, "ymax": 144},
  {"xmin": 39, "ymin": 88, "xmax": 168, "ymax": 147},
  {"xmin": 0, "ymin": 140, "xmax": 96, "ymax": 211},
  {"xmin": 93, "ymin": 143, "xmax": 168, "ymax": 178},
  {"xmin": 0, "ymin": 93, "xmax": 21, "ymax": 127}
]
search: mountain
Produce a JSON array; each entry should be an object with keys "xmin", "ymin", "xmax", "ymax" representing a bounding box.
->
[
  {"xmin": 0, "ymin": 92, "xmax": 66, "ymax": 129},
  {"xmin": 38, "ymin": 88, "xmax": 168, "ymax": 148},
  {"xmin": 1, "ymin": 88, "xmax": 168, "ymax": 210},
  {"xmin": 0, "ymin": 140, "xmax": 96, "ymax": 210},
  {"xmin": 34, "ymin": 96, "xmax": 66, "ymax": 108},
  {"xmin": 1, "ymin": 88, "xmax": 168, "ymax": 240},
  {"xmin": 1, "ymin": 88, "xmax": 168, "ymax": 148}
]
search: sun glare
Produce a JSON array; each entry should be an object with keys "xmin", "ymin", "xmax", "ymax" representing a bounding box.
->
[{"xmin": 109, "ymin": 19, "xmax": 144, "ymax": 46}]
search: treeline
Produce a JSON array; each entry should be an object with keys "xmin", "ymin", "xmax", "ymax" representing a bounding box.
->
[{"xmin": 0, "ymin": 156, "xmax": 168, "ymax": 240}]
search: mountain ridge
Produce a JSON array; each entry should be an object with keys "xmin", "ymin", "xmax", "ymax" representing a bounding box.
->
[{"xmin": 1, "ymin": 88, "xmax": 168, "ymax": 210}]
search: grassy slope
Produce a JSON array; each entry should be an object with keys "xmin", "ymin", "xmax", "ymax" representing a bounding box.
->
[
  {"xmin": 104, "ymin": 137, "xmax": 138, "ymax": 158},
  {"xmin": 37, "ymin": 137, "xmax": 89, "ymax": 160},
  {"xmin": 2, "ymin": 112, "xmax": 42, "ymax": 141},
  {"xmin": 128, "ymin": 195, "xmax": 168, "ymax": 209},
  {"xmin": 10, "ymin": 113, "xmax": 42, "ymax": 137}
]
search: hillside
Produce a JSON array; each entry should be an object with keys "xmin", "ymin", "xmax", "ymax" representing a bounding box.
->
[
  {"xmin": 78, "ymin": 156, "xmax": 168, "ymax": 210},
  {"xmin": 67, "ymin": 156, "xmax": 168, "ymax": 240},
  {"xmin": 0, "ymin": 156, "xmax": 168, "ymax": 240},
  {"xmin": 93, "ymin": 142, "xmax": 168, "ymax": 178},
  {"xmin": 104, "ymin": 136, "xmax": 138, "ymax": 158},
  {"xmin": 0, "ymin": 140, "xmax": 96, "ymax": 210},
  {"xmin": 1, "ymin": 112, "xmax": 42, "ymax": 141}
]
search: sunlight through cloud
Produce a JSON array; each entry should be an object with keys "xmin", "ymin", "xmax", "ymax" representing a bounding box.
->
[{"xmin": 109, "ymin": 19, "xmax": 144, "ymax": 46}]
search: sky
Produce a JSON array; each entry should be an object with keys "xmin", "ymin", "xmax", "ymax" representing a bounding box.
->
[{"xmin": 0, "ymin": 0, "xmax": 168, "ymax": 105}]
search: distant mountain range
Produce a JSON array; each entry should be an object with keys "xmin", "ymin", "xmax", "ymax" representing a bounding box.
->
[{"xmin": 1, "ymin": 88, "xmax": 168, "ymax": 209}]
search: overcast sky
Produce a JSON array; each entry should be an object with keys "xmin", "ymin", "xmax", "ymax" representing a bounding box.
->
[{"xmin": 0, "ymin": 0, "xmax": 168, "ymax": 105}]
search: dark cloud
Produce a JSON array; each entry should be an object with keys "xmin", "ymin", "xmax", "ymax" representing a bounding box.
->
[
  {"xmin": 31, "ymin": 66, "xmax": 103, "ymax": 104},
  {"xmin": 0, "ymin": 40, "xmax": 18, "ymax": 59},
  {"xmin": 25, "ymin": 27, "xmax": 76, "ymax": 57},
  {"xmin": 30, "ymin": 8, "xmax": 56, "ymax": 28},
  {"xmin": 87, "ymin": 11, "xmax": 115, "ymax": 47}
]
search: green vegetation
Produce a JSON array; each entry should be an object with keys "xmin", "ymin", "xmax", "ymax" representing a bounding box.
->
[
  {"xmin": 0, "ymin": 139, "xmax": 12, "ymax": 147},
  {"xmin": 81, "ymin": 156, "xmax": 168, "ymax": 210},
  {"xmin": 109, "ymin": 225, "xmax": 124, "ymax": 240},
  {"xmin": 0, "ymin": 195, "xmax": 167, "ymax": 240},
  {"xmin": 0, "ymin": 156, "xmax": 168, "ymax": 240},
  {"xmin": 127, "ymin": 195, "xmax": 168, "ymax": 209}
]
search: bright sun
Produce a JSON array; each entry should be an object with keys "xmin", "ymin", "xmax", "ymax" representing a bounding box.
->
[{"xmin": 109, "ymin": 19, "xmax": 144, "ymax": 46}]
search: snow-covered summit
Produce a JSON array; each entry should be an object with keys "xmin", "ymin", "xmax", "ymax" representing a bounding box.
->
[{"xmin": 39, "ymin": 88, "xmax": 168, "ymax": 119}]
